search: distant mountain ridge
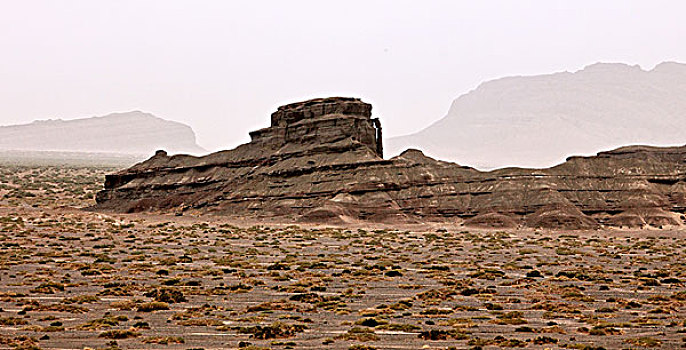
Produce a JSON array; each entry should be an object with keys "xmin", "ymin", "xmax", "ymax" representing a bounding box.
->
[
  {"xmin": 387, "ymin": 61, "xmax": 686, "ymax": 169},
  {"xmin": 0, "ymin": 111, "xmax": 205, "ymax": 155}
]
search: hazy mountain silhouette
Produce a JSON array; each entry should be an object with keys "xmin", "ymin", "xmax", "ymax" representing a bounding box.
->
[
  {"xmin": 387, "ymin": 62, "xmax": 686, "ymax": 169},
  {"xmin": 0, "ymin": 111, "xmax": 205, "ymax": 155}
]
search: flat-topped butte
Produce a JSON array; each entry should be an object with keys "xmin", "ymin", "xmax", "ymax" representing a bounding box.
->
[{"xmin": 95, "ymin": 97, "xmax": 686, "ymax": 229}]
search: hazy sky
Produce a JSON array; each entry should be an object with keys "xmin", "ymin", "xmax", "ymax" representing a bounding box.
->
[{"xmin": 1, "ymin": 0, "xmax": 685, "ymax": 151}]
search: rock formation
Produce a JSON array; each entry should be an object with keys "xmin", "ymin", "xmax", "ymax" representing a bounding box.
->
[
  {"xmin": 0, "ymin": 111, "xmax": 205, "ymax": 155},
  {"xmin": 95, "ymin": 97, "xmax": 686, "ymax": 229},
  {"xmin": 387, "ymin": 62, "xmax": 686, "ymax": 169}
]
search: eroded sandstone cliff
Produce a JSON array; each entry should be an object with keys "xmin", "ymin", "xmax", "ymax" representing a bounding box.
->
[
  {"xmin": 388, "ymin": 62, "xmax": 686, "ymax": 169},
  {"xmin": 94, "ymin": 97, "xmax": 686, "ymax": 229}
]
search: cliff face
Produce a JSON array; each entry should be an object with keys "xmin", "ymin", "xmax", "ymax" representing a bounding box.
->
[
  {"xmin": 0, "ymin": 111, "xmax": 205, "ymax": 155},
  {"xmin": 387, "ymin": 62, "xmax": 686, "ymax": 169},
  {"xmin": 95, "ymin": 97, "xmax": 686, "ymax": 229}
]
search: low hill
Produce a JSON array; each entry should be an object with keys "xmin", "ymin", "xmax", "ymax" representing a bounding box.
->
[{"xmin": 0, "ymin": 111, "xmax": 205, "ymax": 156}]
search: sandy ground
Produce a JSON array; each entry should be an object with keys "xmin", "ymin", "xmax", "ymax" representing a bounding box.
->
[{"xmin": 0, "ymin": 165, "xmax": 685, "ymax": 350}]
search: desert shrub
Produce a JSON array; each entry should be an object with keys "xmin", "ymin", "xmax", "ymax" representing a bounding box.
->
[
  {"xmin": 234, "ymin": 322, "xmax": 307, "ymax": 339},
  {"xmin": 144, "ymin": 288, "xmax": 186, "ymax": 303},
  {"xmin": 0, "ymin": 317, "xmax": 28, "ymax": 326},
  {"xmin": 30, "ymin": 281, "xmax": 64, "ymax": 294},
  {"xmin": 62, "ymin": 295, "xmax": 99, "ymax": 304},
  {"xmin": 110, "ymin": 300, "xmax": 135, "ymax": 310},
  {"xmin": 418, "ymin": 329, "xmax": 468, "ymax": 340},
  {"xmin": 336, "ymin": 327, "xmax": 379, "ymax": 342},
  {"xmin": 376, "ymin": 323, "xmax": 419, "ymax": 332},
  {"xmin": 136, "ymin": 301, "xmax": 169, "ymax": 312},
  {"xmin": 492, "ymin": 311, "xmax": 527, "ymax": 325},
  {"xmin": 142, "ymin": 336, "xmax": 185, "ymax": 344},
  {"xmin": 348, "ymin": 346, "xmax": 377, "ymax": 350},
  {"xmin": 625, "ymin": 337, "xmax": 661, "ymax": 347},
  {"xmin": 354, "ymin": 318, "xmax": 388, "ymax": 327},
  {"xmin": 76, "ymin": 316, "xmax": 128, "ymax": 330},
  {"xmin": 98, "ymin": 328, "xmax": 140, "ymax": 339}
]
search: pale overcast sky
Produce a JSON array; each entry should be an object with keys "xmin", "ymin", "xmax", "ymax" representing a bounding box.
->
[{"xmin": 1, "ymin": 0, "xmax": 685, "ymax": 151}]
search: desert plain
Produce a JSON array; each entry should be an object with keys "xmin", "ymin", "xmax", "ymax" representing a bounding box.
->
[{"xmin": 0, "ymin": 160, "xmax": 685, "ymax": 350}]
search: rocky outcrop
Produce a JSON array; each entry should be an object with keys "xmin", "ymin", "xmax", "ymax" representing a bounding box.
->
[
  {"xmin": 0, "ymin": 111, "xmax": 205, "ymax": 155},
  {"xmin": 95, "ymin": 97, "xmax": 686, "ymax": 229},
  {"xmin": 250, "ymin": 97, "xmax": 382, "ymax": 157}
]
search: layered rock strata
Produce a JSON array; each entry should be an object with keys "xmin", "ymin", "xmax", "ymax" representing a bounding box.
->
[{"xmin": 95, "ymin": 97, "xmax": 686, "ymax": 229}]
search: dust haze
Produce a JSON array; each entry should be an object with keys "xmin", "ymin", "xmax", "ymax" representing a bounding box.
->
[{"xmin": 1, "ymin": 0, "xmax": 686, "ymax": 160}]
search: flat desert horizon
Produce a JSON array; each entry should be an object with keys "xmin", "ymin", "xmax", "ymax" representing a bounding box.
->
[{"xmin": 0, "ymin": 128, "xmax": 685, "ymax": 349}]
